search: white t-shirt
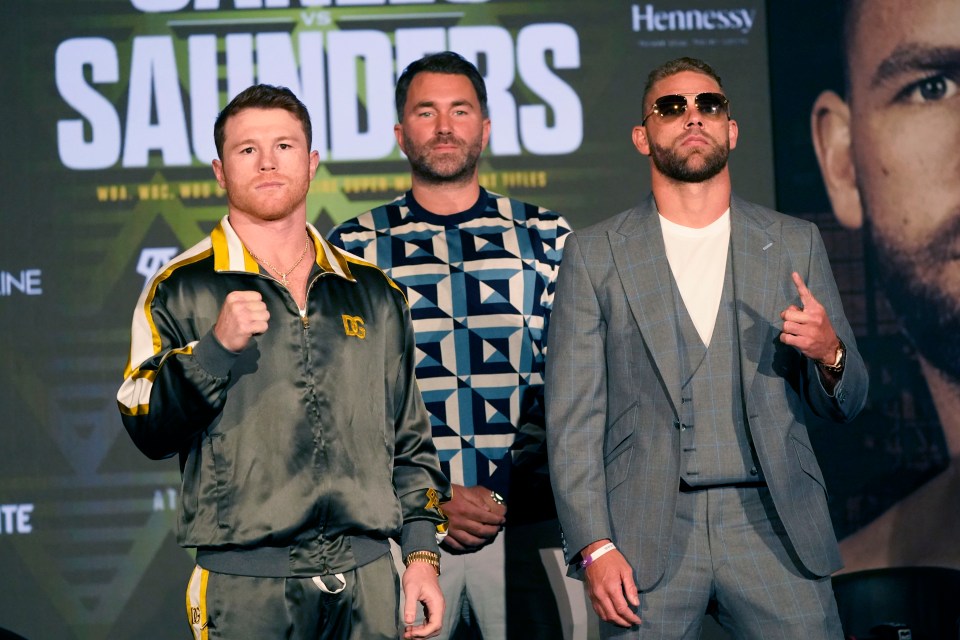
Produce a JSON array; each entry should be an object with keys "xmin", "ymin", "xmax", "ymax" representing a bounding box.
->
[{"xmin": 658, "ymin": 209, "xmax": 731, "ymax": 346}]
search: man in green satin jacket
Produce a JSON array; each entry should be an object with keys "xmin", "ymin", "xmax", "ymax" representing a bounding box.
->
[{"xmin": 117, "ymin": 84, "xmax": 450, "ymax": 640}]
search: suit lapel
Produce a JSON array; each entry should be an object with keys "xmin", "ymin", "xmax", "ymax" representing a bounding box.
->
[
  {"xmin": 730, "ymin": 195, "xmax": 780, "ymax": 397},
  {"xmin": 610, "ymin": 196, "xmax": 683, "ymax": 416}
]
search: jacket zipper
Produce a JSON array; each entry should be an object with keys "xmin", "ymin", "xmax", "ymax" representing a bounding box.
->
[{"xmin": 301, "ymin": 271, "xmax": 328, "ymax": 330}]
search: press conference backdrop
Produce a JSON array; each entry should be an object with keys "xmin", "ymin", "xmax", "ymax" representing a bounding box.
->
[{"xmin": 3, "ymin": 1, "xmax": 903, "ymax": 638}]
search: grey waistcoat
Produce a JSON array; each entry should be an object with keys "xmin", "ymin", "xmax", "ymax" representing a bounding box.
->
[{"xmin": 673, "ymin": 248, "xmax": 762, "ymax": 486}]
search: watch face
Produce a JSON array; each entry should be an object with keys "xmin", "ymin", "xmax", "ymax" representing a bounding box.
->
[
  {"xmin": 825, "ymin": 343, "xmax": 845, "ymax": 370},
  {"xmin": 817, "ymin": 341, "xmax": 845, "ymax": 371}
]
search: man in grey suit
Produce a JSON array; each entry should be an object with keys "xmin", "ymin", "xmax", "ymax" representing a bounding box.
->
[{"xmin": 546, "ymin": 57, "xmax": 868, "ymax": 639}]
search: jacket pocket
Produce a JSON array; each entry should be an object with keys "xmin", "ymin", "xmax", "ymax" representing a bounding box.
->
[
  {"xmin": 604, "ymin": 402, "xmax": 637, "ymax": 493},
  {"xmin": 209, "ymin": 433, "xmax": 233, "ymax": 529},
  {"xmin": 790, "ymin": 434, "xmax": 827, "ymax": 495}
]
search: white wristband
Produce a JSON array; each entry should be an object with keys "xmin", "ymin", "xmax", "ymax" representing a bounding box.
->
[{"xmin": 580, "ymin": 542, "xmax": 616, "ymax": 569}]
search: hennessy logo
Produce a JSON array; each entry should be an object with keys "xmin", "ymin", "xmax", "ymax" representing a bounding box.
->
[
  {"xmin": 342, "ymin": 315, "xmax": 366, "ymax": 339},
  {"xmin": 630, "ymin": 4, "xmax": 756, "ymax": 34}
]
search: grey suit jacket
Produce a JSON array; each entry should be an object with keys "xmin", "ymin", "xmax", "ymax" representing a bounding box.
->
[{"xmin": 545, "ymin": 194, "xmax": 868, "ymax": 589}]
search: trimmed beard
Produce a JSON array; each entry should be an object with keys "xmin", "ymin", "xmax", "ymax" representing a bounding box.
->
[
  {"xmin": 868, "ymin": 215, "xmax": 960, "ymax": 383},
  {"xmin": 403, "ymin": 132, "xmax": 483, "ymax": 186},
  {"xmin": 649, "ymin": 137, "xmax": 729, "ymax": 183}
]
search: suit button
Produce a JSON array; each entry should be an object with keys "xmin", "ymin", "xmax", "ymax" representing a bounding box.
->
[
  {"xmin": 837, "ymin": 389, "xmax": 847, "ymax": 403},
  {"xmin": 750, "ymin": 467, "xmax": 758, "ymax": 476}
]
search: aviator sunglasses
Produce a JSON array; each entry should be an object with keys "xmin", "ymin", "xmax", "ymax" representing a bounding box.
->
[{"xmin": 641, "ymin": 92, "xmax": 730, "ymax": 125}]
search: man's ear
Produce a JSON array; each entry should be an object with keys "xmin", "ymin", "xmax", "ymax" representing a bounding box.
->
[
  {"xmin": 727, "ymin": 117, "xmax": 739, "ymax": 150},
  {"xmin": 811, "ymin": 90, "xmax": 863, "ymax": 229},
  {"xmin": 632, "ymin": 125, "xmax": 650, "ymax": 156},
  {"xmin": 394, "ymin": 123, "xmax": 405, "ymax": 155},
  {"xmin": 212, "ymin": 158, "xmax": 226, "ymax": 189},
  {"xmin": 308, "ymin": 149, "xmax": 320, "ymax": 180}
]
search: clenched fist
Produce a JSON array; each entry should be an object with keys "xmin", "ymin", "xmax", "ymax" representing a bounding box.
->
[{"xmin": 214, "ymin": 290, "xmax": 270, "ymax": 352}]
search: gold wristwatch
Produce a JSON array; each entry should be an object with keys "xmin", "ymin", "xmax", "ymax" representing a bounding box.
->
[
  {"xmin": 817, "ymin": 339, "xmax": 845, "ymax": 373},
  {"xmin": 404, "ymin": 550, "xmax": 441, "ymax": 575}
]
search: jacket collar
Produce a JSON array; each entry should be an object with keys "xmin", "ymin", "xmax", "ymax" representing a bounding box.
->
[{"xmin": 210, "ymin": 215, "xmax": 356, "ymax": 282}]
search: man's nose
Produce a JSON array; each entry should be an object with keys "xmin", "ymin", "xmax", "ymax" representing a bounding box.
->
[
  {"xmin": 435, "ymin": 112, "xmax": 452, "ymax": 134},
  {"xmin": 259, "ymin": 150, "xmax": 277, "ymax": 171},
  {"xmin": 682, "ymin": 101, "xmax": 703, "ymax": 128}
]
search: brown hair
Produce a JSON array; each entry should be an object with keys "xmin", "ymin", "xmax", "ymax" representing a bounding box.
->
[
  {"xmin": 213, "ymin": 84, "xmax": 312, "ymax": 159},
  {"xmin": 642, "ymin": 57, "xmax": 725, "ymax": 112}
]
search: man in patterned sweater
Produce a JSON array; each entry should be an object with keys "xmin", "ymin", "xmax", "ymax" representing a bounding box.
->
[{"xmin": 328, "ymin": 52, "xmax": 571, "ymax": 639}]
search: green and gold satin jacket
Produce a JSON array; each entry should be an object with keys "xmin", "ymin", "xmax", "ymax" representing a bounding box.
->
[{"xmin": 118, "ymin": 216, "xmax": 449, "ymax": 576}]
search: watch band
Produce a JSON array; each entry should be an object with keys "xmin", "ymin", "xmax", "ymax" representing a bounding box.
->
[
  {"xmin": 817, "ymin": 338, "xmax": 845, "ymax": 373},
  {"xmin": 404, "ymin": 550, "xmax": 441, "ymax": 575}
]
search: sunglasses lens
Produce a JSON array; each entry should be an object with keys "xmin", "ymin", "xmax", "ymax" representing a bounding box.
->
[
  {"xmin": 646, "ymin": 93, "xmax": 728, "ymax": 124},
  {"xmin": 654, "ymin": 95, "xmax": 687, "ymax": 117},
  {"xmin": 696, "ymin": 93, "xmax": 727, "ymax": 115}
]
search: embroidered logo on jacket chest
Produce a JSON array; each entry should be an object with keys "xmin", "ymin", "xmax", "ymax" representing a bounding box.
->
[{"xmin": 342, "ymin": 315, "xmax": 366, "ymax": 339}]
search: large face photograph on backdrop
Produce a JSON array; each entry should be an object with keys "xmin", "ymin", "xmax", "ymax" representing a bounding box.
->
[{"xmin": 772, "ymin": 0, "xmax": 960, "ymax": 577}]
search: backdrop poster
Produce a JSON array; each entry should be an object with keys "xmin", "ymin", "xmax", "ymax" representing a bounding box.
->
[
  {"xmin": 768, "ymin": 0, "xmax": 955, "ymax": 575},
  {"xmin": 0, "ymin": 2, "xmax": 770, "ymax": 638}
]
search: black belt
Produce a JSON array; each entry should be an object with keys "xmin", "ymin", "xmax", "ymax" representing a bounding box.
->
[{"xmin": 679, "ymin": 479, "xmax": 767, "ymax": 493}]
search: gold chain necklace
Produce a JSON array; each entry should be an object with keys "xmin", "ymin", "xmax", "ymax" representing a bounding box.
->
[{"xmin": 247, "ymin": 239, "xmax": 310, "ymax": 287}]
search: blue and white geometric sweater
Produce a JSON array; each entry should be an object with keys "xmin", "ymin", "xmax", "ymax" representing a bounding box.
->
[{"xmin": 328, "ymin": 189, "xmax": 570, "ymax": 517}]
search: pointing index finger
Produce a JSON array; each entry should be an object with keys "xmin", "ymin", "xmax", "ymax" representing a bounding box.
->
[{"xmin": 791, "ymin": 272, "xmax": 813, "ymax": 305}]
